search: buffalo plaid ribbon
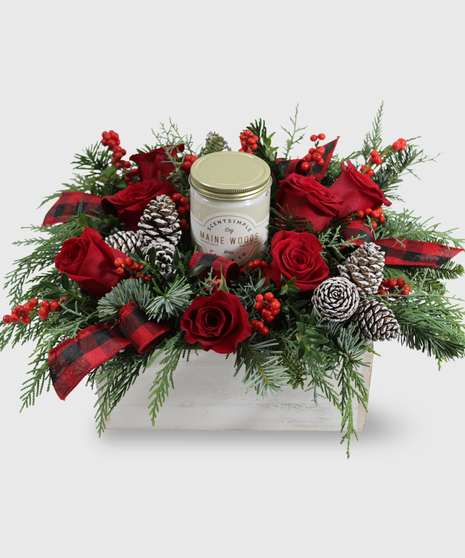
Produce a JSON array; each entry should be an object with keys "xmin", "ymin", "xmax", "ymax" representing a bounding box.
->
[
  {"xmin": 49, "ymin": 302, "xmax": 170, "ymax": 400},
  {"xmin": 275, "ymin": 137, "xmax": 339, "ymax": 182},
  {"xmin": 342, "ymin": 221, "xmax": 463, "ymax": 267},
  {"xmin": 43, "ymin": 191, "xmax": 103, "ymax": 226},
  {"xmin": 189, "ymin": 252, "xmax": 240, "ymax": 284}
]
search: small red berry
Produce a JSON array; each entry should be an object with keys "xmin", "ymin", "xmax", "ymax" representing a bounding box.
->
[
  {"xmin": 318, "ymin": 133, "xmax": 326, "ymax": 140},
  {"xmin": 392, "ymin": 141, "xmax": 401, "ymax": 150},
  {"xmin": 261, "ymin": 309, "xmax": 272, "ymax": 319},
  {"xmin": 367, "ymin": 169, "xmax": 375, "ymax": 177},
  {"xmin": 179, "ymin": 218, "xmax": 188, "ymax": 230},
  {"xmin": 172, "ymin": 193, "xmax": 182, "ymax": 203},
  {"xmin": 181, "ymin": 161, "xmax": 192, "ymax": 171},
  {"xmin": 29, "ymin": 298, "xmax": 39, "ymax": 308},
  {"xmin": 365, "ymin": 208, "xmax": 372, "ymax": 215},
  {"xmin": 379, "ymin": 215, "xmax": 386, "ymax": 223},
  {"xmin": 264, "ymin": 292, "xmax": 274, "ymax": 301},
  {"xmin": 3, "ymin": 315, "xmax": 11, "ymax": 324},
  {"xmin": 396, "ymin": 278, "xmax": 406, "ymax": 288},
  {"xmin": 371, "ymin": 150, "xmax": 379, "ymax": 157},
  {"xmin": 357, "ymin": 211, "xmax": 365, "ymax": 219},
  {"xmin": 116, "ymin": 267, "xmax": 125, "ymax": 275},
  {"xmin": 387, "ymin": 278, "xmax": 397, "ymax": 289},
  {"xmin": 300, "ymin": 161, "xmax": 310, "ymax": 172},
  {"xmin": 270, "ymin": 299, "xmax": 281, "ymax": 310},
  {"xmin": 317, "ymin": 146, "xmax": 325, "ymax": 155},
  {"xmin": 180, "ymin": 196, "xmax": 189, "ymax": 206},
  {"xmin": 373, "ymin": 156, "xmax": 382, "ymax": 165},
  {"xmin": 260, "ymin": 326, "xmax": 269, "ymax": 336},
  {"xmin": 310, "ymin": 134, "xmax": 317, "ymax": 142},
  {"xmin": 144, "ymin": 275, "xmax": 152, "ymax": 282},
  {"xmin": 270, "ymin": 308, "xmax": 281, "ymax": 316},
  {"xmin": 124, "ymin": 257, "xmax": 134, "ymax": 267},
  {"xmin": 378, "ymin": 289, "xmax": 388, "ymax": 295},
  {"xmin": 21, "ymin": 316, "xmax": 31, "ymax": 325},
  {"xmin": 177, "ymin": 206, "xmax": 186, "ymax": 216},
  {"xmin": 372, "ymin": 210, "xmax": 381, "ymax": 219},
  {"xmin": 114, "ymin": 258, "xmax": 124, "ymax": 268},
  {"xmin": 255, "ymin": 294, "xmax": 264, "ymax": 302},
  {"xmin": 37, "ymin": 307, "xmax": 49, "ymax": 320},
  {"xmin": 255, "ymin": 302, "xmax": 264, "ymax": 311},
  {"xmin": 10, "ymin": 313, "xmax": 20, "ymax": 323},
  {"xmin": 372, "ymin": 222, "xmax": 378, "ymax": 229},
  {"xmin": 50, "ymin": 301, "xmax": 60, "ymax": 312}
]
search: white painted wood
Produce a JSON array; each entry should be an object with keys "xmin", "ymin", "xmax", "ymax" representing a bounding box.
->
[{"xmin": 103, "ymin": 348, "xmax": 373, "ymax": 431}]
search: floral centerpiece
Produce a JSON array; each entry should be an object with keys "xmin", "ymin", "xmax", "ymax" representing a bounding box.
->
[{"xmin": 2, "ymin": 105, "xmax": 464, "ymax": 456}]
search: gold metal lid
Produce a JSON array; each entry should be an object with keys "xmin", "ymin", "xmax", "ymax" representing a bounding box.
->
[{"xmin": 189, "ymin": 151, "xmax": 271, "ymax": 200}]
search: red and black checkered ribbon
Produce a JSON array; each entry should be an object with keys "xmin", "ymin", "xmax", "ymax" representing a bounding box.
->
[
  {"xmin": 342, "ymin": 221, "xmax": 463, "ymax": 267},
  {"xmin": 43, "ymin": 192, "xmax": 103, "ymax": 226},
  {"xmin": 49, "ymin": 302, "xmax": 170, "ymax": 400},
  {"xmin": 189, "ymin": 252, "xmax": 240, "ymax": 284},
  {"xmin": 275, "ymin": 137, "xmax": 339, "ymax": 182}
]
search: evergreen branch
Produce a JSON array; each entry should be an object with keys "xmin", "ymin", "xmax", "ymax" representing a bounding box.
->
[
  {"xmin": 281, "ymin": 104, "xmax": 307, "ymax": 159},
  {"xmin": 72, "ymin": 142, "xmax": 112, "ymax": 173},
  {"xmin": 234, "ymin": 336, "xmax": 288, "ymax": 398},
  {"xmin": 147, "ymin": 119, "xmax": 195, "ymax": 153},
  {"xmin": 145, "ymin": 275, "xmax": 193, "ymax": 321},
  {"xmin": 97, "ymin": 278, "xmax": 154, "ymax": 322},
  {"xmin": 198, "ymin": 131, "xmax": 231, "ymax": 156},
  {"xmin": 4, "ymin": 221, "xmax": 83, "ymax": 304},
  {"xmin": 247, "ymin": 119, "xmax": 278, "ymax": 169},
  {"xmin": 92, "ymin": 347, "xmax": 153, "ymax": 436},
  {"xmin": 390, "ymin": 293, "xmax": 465, "ymax": 364},
  {"xmin": 147, "ymin": 332, "xmax": 184, "ymax": 425},
  {"xmin": 379, "ymin": 209, "xmax": 465, "ymax": 247}
]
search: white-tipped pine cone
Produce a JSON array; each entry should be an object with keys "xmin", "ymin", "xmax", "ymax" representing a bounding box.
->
[
  {"xmin": 137, "ymin": 195, "xmax": 181, "ymax": 275},
  {"xmin": 105, "ymin": 230, "xmax": 145, "ymax": 255},
  {"xmin": 312, "ymin": 277, "xmax": 360, "ymax": 322},
  {"xmin": 338, "ymin": 242, "xmax": 385, "ymax": 296},
  {"xmin": 355, "ymin": 298, "xmax": 400, "ymax": 341}
]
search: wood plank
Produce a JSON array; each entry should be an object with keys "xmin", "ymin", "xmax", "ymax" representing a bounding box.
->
[{"xmin": 103, "ymin": 349, "xmax": 373, "ymax": 431}]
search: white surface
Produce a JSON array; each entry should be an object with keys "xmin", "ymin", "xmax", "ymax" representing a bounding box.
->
[
  {"xmin": 104, "ymin": 350, "xmax": 372, "ymax": 431},
  {"xmin": 1, "ymin": 2, "xmax": 465, "ymax": 558}
]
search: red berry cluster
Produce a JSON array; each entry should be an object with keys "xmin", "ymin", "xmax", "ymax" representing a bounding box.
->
[
  {"xmin": 300, "ymin": 133, "xmax": 326, "ymax": 173},
  {"xmin": 204, "ymin": 277, "xmax": 221, "ymax": 293},
  {"xmin": 172, "ymin": 193, "xmax": 190, "ymax": 231},
  {"xmin": 180, "ymin": 154, "xmax": 198, "ymax": 172},
  {"xmin": 251, "ymin": 292, "xmax": 282, "ymax": 336},
  {"xmin": 101, "ymin": 130, "xmax": 131, "ymax": 170},
  {"xmin": 356, "ymin": 206, "xmax": 385, "ymax": 229},
  {"xmin": 114, "ymin": 257, "xmax": 152, "ymax": 282},
  {"xmin": 392, "ymin": 138, "xmax": 407, "ymax": 151},
  {"xmin": 239, "ymin": 259, "xmax": 267, "ymax": 274},
  {"xmin": 239, "ymin": 129, "xmax": 259, "ymax": 153},
  {"xmin": 3, "ymin": 297, "xmax": 65, "ymax": 325},
  {"xmin": 377, "ymin": 277, "xmax": 411, "ymax": 296}
]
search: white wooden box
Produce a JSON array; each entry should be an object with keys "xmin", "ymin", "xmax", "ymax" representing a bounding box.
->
[{"xmin": 104, "ymin": 349, "xmax": 373, "ymax": 431}]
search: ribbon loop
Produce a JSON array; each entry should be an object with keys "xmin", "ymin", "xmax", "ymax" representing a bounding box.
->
[
  {"xmin": 43, "ymin": 191, "xmax": 103, "ymax": 227},
  {"xmin": 189, "ymin": 252, "xmax": 240, "ymax": 284},
  {"xmin": 49, "ymin": 303, "xmax": 170, "ymax": 400}
]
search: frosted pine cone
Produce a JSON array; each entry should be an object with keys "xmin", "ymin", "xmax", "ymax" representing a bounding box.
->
[
  {"xmin": 137, "ymin": 195, "xmax": 181, "ymax": 274},
  {"xmin": 312, "ymin": 277, "xmax": 360, "ymax": 322},
  {"xmin": 105, "ymin": 230, "xmax": 145, "ymax": 255},
  {"xmin": 355, "ymin": 298, "xmax": 400, "ymax": 341},
  {"xmin": 338, "ymin": 242, "xmax": 385, "ymax": 296}
]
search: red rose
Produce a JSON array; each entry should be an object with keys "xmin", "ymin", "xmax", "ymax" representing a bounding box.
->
[
  {"xmin": 101, "ymin": 176, "xmax": 176, "ymax": 231},
  {"xmin": 180, "ymin": 290, "xmax": 252, "ymax": 354},
  {"xmin": 276, "ymin": 173, "xmax": 343, "ymax": 232},
  {"xmin": 264, "ymin": 230, "xmax": 330, "ymax": 291},
  {"xmin": 55, "ymin": 227, "xmax": 125, "ymax": 299},
  {"xmin": 129, "ymin": 145, "xmax": 184, "ymax": 182},
  {"xmin": 330, "ymin": 161, "xmax": 391, "ymax": 218}
]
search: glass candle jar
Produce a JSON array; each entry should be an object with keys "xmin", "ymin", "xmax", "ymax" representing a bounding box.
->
[{"xmin": 189, "ymin": 151, "xmax": 271, "ymax": 264}]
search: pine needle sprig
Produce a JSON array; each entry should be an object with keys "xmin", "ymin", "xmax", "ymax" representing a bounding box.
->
[
  {"xmin": 147, "ymin": 332, "xmax": 185, "ymax": 425},
  {"xmin": 234, "ymin": 336, "xmax": 288, "ymax": 398},
  {"xmin": 198, "ymin": 131, "xmax": 231, "ymax": 156},
  {"xmin": 281, "ymin": 104, "xmax": 307, "ymax": 160},
  {"xmin": 97, "ymin": 279, "xmax": 154, "ymax": 322},
  {"xmin": 4, "ymin": 221, "xmax": 82, "ymax": 304},
  {"xmin": 389, "ymin": 293, "xmax": 465, "ymax": 364},
  {"xmin": 146, "ymin": 275, "xmax": 193, "ymax": 321},
  {"xmin": 92, "ymin": 347, "xmax": 154, "ymax": 435},
  {"xmin": 72, "ymin": 142, "xmax": 112, "ymax": 173},
  {"xmin": 378, "ymin": 209, "xmax": 465, "ymax": 247},
  {"xmin": 247, "ymin": 119, "xmax": 278, "ymax": 170}
]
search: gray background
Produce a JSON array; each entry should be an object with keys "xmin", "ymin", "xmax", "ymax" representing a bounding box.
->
[{"xmin": 1, "ymin": 1, "xmax": 464, "ymax": 557}]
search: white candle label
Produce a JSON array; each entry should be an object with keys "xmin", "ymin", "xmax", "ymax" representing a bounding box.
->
[{"xmin": 191, "ymin": 212, "xmax": 269, "ymax": 263}]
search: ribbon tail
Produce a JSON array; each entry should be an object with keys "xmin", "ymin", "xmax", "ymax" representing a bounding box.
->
[
  {"xmin": 189, "ymin": 252, "xmax": 240, "ymax": 284},
  {"xmin": 43, "ymin": 192, "xmax": 103, "ymax": 227}
]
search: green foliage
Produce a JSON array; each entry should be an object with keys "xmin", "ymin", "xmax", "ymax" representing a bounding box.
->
[
  {"xmin": 390, "ymin": 293, "xmax": 465, "ymax": 365},
  {"xmin": 247, "ymin": 119, "xmax": 279, "ymax": 170},
  {"xmin": 198, "ymin": 131, "xmax": 230, "ymax": 156},
  {"xmin": 378, "ymin": 209, "xmax": 465, "ymax": 247},
  {"xmin": 281, "ymin": 104, "xmax": 307, "ymax": 159},
  {"xmin": 97, "ymin": 279, "xmax": 154, "ymax": 322},
  {"xmin": 234, "ymin": 336, "xmax": 288, "ymax": 398},
  {"xmin": 146, "ymin": 276, "xmax": 193, "ymax": 321}
]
